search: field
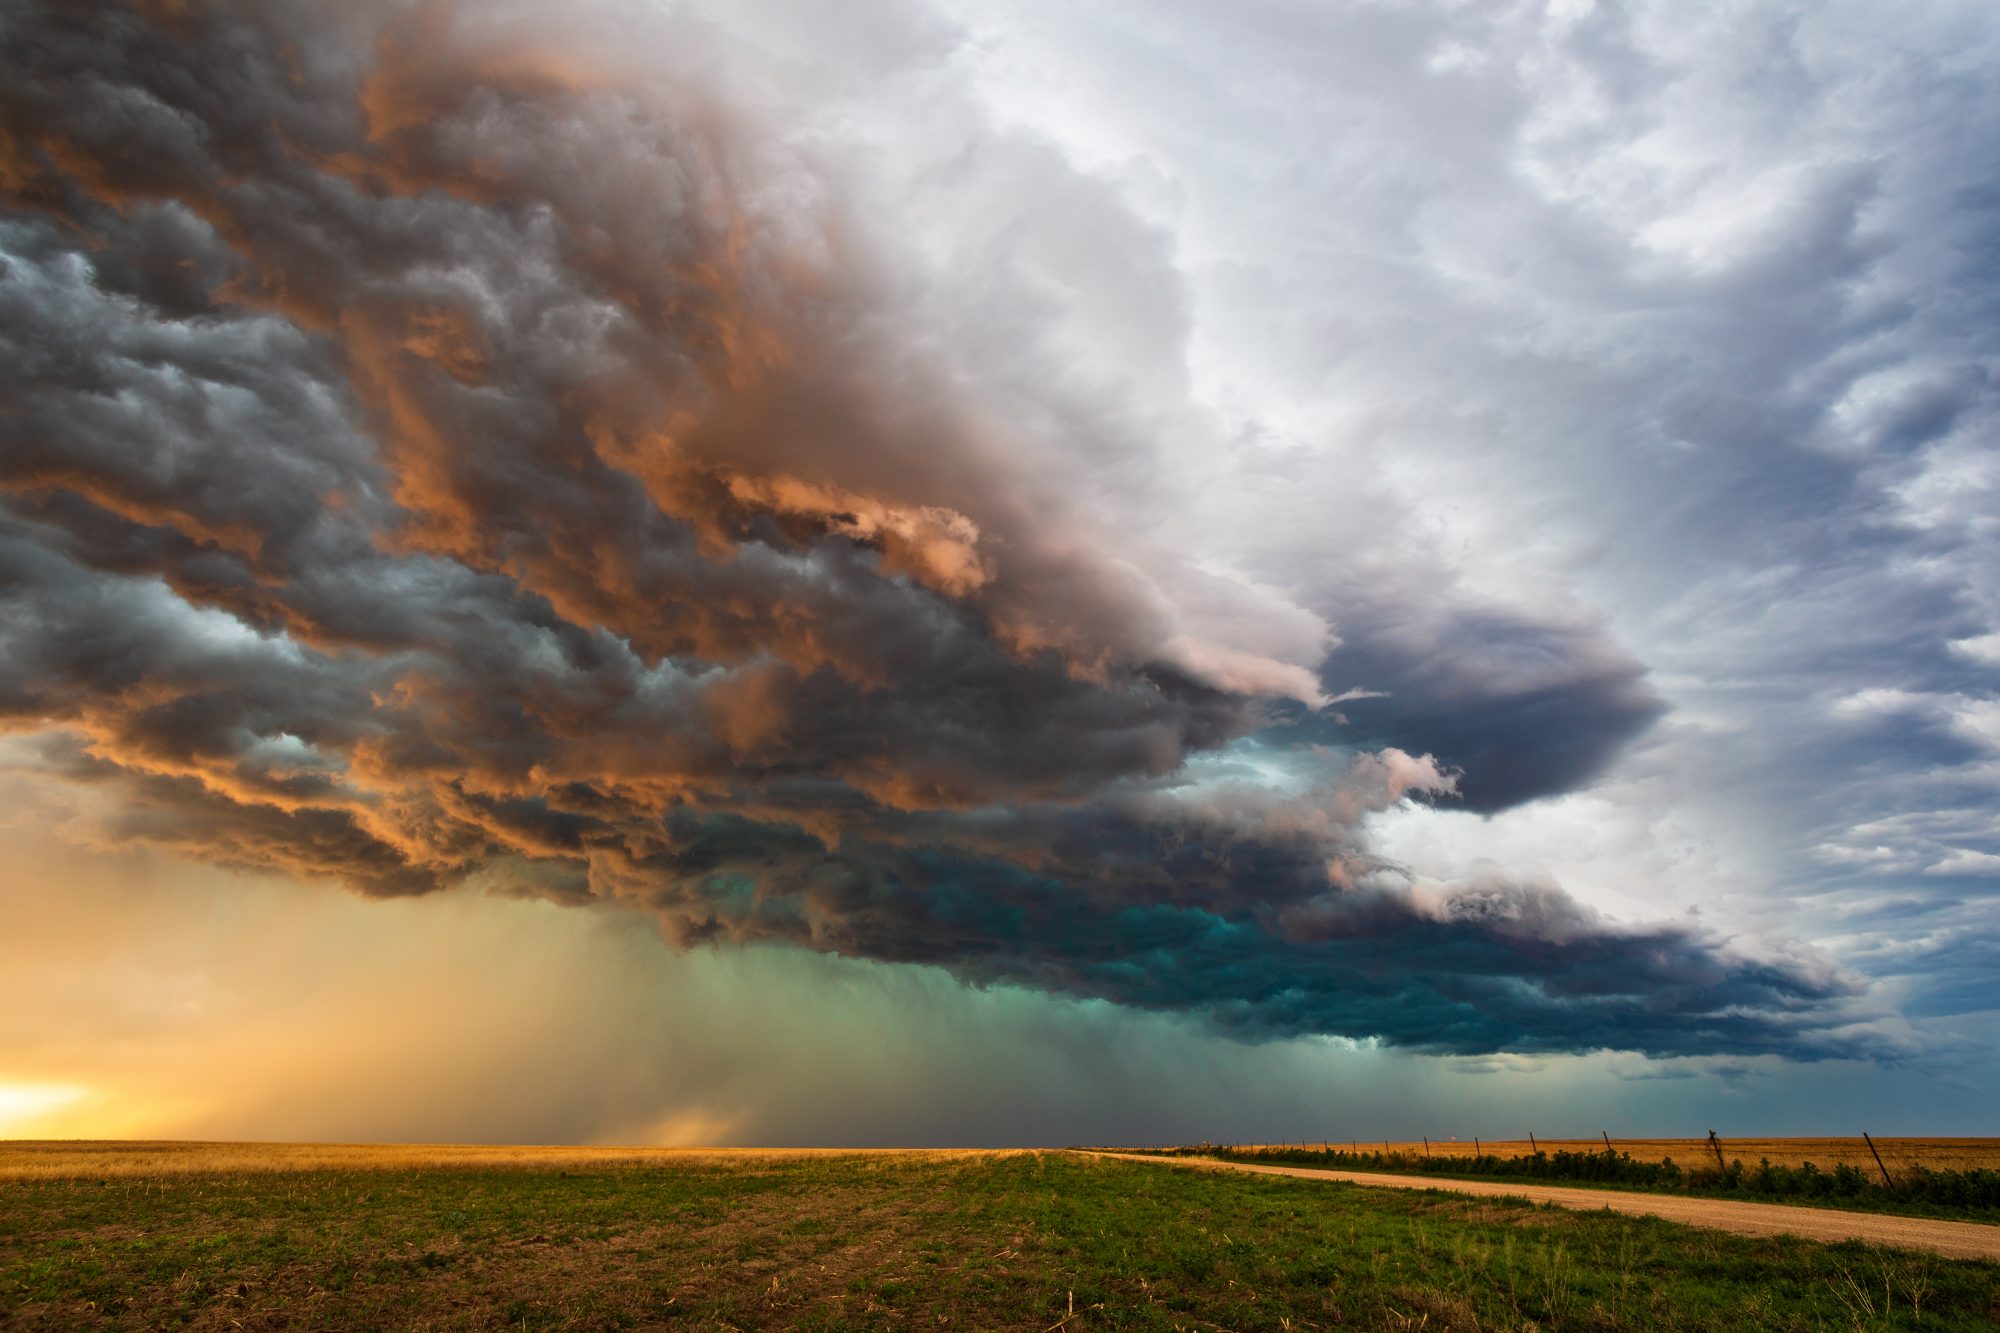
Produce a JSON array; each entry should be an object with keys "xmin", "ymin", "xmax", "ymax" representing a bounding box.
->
[
  {"xmin": 4, "ymin": 1143, "xmax": 1999, "ymax": 1330},
  {"xmin": 0, "ymin": 1142, "xmax": 871, "ymax": 1181},
  {"xmin": 1161, "ymin": 1139, "xmax": 2000, "ymax": 1223},
  {"xmin": 1223, "ymin": 1140, "xmax": 2000, "ymax": 1174}
]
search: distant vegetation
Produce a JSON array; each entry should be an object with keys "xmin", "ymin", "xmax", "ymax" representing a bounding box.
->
[
  {"xmin": 4, "ymin": 1145, "xmax": 1997, "ymax": 1330},
  {"xmin": 1139, "ymin": 1141, "xmax": 2000, "ymax": 1222}
]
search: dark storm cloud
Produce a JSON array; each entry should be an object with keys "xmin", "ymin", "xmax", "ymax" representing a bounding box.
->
[
  {"xmin": 1307, "ymin": 608, "xmax": 1666, "ymax": 813},
  {"xmin": 0, "ymin": 0, "xmax": 1875, "ymax": 1056},
  {"xmin": 581, "ymin": 803, "xmax": 1872, "ymax": 1058}
]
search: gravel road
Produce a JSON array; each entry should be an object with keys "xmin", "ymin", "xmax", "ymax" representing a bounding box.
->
[{"xmin": 1090, "ymin": 1152, "xmax": 2000, "ymax": 1261}]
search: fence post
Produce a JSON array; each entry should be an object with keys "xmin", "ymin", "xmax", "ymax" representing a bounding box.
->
[{"xmin": 1862, "ymin": 1132, "xmax": 1895, "ymax": 1189}]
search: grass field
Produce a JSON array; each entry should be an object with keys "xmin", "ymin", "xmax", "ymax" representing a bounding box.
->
[
  {"xmin": 0, "ymin": 1141, "xmax": 877, "ymax": 1181},
  {"xmin": 1224, "ymin": 1140, "xmax": 2000, "ymax": 1174},
  {"xmin": 4, "ymin": 1143, "xmax": 1998, "ymax": 1330},
  {"xmin": 1161, "ymin": 1140, "xmax": 2000, "ymax": 1223}
]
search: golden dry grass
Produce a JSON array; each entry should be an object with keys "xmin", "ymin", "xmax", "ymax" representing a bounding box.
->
[
  {"xmin": 1233, "ymin": 1137, "xmax": 2000, "ymax": 1172},
  {"xmin": 0, "ymin": 1140, "xmax": 998, "ymax": 1181}
]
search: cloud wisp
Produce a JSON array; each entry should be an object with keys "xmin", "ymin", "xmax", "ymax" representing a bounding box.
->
[{"xmin": 0, "ymin": 0, "xmax": 1884, "ymax": 1058}]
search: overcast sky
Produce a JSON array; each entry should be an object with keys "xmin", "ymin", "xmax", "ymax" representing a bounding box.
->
[{"xmin": 2, "ymin": 0, "xmax": 1996, "ymax": 1144}]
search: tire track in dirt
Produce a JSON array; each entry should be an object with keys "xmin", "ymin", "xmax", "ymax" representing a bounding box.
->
[{"xmin": 1087, "ymin": 1152, "xmax": 2000, "ymax": 1261}]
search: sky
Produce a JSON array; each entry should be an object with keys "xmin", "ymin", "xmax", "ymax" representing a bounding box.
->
[{"xmin": 0, "ymin": 0, "xmax": 1995, "ymax": 1145}]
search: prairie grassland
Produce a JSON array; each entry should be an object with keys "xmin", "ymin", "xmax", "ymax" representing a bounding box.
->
[
  {"xmin": 4, "ymin": 1146, "xmax": 1999, "ymax": 1330},
  {"xmin": 1234, "ymin": 1138, "xmax": 2000, "ymax": 1173},
  {"xmin": 1173, "ymin": 1138, "xmax": 2000, "ymax": 1223},
  {"xmin": 0, "ymin": 1140, "xmax": 960, "ymax": 1181}
]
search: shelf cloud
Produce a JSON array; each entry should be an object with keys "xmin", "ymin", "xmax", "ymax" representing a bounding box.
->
[{"xmin": 0, "ymin": 0, "xmax": 1912, "ymax": 1060}]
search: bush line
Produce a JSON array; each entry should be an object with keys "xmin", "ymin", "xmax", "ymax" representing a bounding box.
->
[{"xmin": 1140, "ymin": 1145, "xmax": 2000, "ymax": 1213}]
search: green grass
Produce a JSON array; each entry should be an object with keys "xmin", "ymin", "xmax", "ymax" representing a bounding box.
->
[{"xmin": 3, "ymin": 1151, "xmax": 1996, "ymax": 1329}]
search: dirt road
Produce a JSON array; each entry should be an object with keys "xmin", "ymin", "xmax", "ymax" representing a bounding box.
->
[{"xmin": 1090, "ymin": 1152, "xmax": 2000, "ymax": 1261}]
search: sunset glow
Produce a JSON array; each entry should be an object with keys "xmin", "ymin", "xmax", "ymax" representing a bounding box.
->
[{"xmin": 0, "ymin": 1084, "xmax": 86, "ymax": 1138}]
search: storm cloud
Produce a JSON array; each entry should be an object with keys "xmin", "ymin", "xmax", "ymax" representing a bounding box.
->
[{"xmin": 0, "ymin": 0, "xmax": 1898, "ymax": 1058}]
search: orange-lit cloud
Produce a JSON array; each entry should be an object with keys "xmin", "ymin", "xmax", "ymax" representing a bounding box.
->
[{"xmin": 0, "ymin": 0, "xmax": 1879, "ymax": 1059}]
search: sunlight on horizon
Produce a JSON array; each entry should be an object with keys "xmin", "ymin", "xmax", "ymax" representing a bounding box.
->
[{"xmin": 0, "ymin": 1081, "xmax": 89, "ymax": 1137}]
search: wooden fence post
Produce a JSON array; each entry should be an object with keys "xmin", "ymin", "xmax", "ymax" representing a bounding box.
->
[{"xmin": 1863, "ymin": 1132, "xmax": 1895, "ymax": 1189}]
